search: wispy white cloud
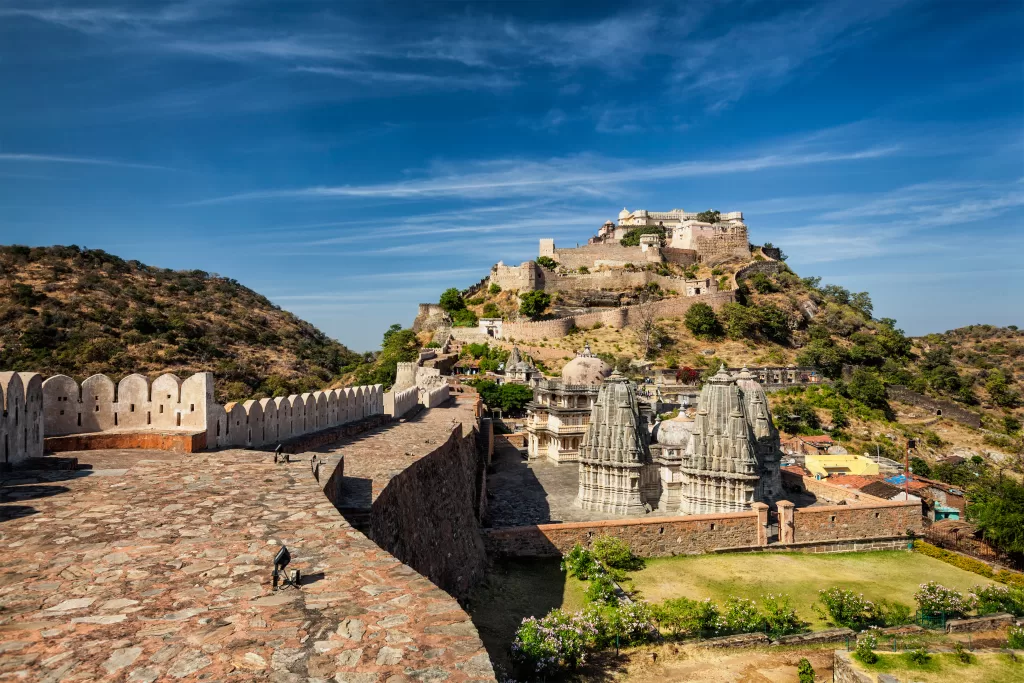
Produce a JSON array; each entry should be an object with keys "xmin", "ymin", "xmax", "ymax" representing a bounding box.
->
[
  {"xmin": 190, "ymin": 144, "xmax": 898, "ymax": 205},
  {"xmin": 0, "ymin": 152, "xmax": 173, "ymax": 171},
  {"xmin": 293, "ymin": 66, "xmax": 518, "ymax": 91}
]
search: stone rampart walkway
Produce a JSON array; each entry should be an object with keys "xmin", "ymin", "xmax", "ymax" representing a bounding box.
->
[{"xmin": 0, "ymin": 440, "xmax": 494, "ymax": 682}]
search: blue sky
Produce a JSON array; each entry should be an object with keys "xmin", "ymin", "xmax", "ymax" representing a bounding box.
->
[{"xmin": 1, "ymin": 0, "xmax": 1022, "ymax": 351}]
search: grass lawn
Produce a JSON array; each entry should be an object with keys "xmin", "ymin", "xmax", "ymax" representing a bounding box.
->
[
  {"xmin": 856, "ymin": 652, "xmax": 1024, "ymax": 683},
  {"xmin": 628, "ymin": 550, "xmax": 996, "ymax": 630}
]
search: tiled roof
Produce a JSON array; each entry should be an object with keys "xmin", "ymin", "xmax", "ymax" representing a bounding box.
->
[
  {"xmin": 800, "ymin": 435, "xmax": 834, "ymax": 443},
  {"xmin": 860, "ymin": 480, "xmax": 904, "ymax": 499},
  {"xmin": 826, "ymin": 474, "xmax": 880, "ymax": 489}
]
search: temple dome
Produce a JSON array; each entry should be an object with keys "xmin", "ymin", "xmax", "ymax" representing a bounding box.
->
[
  {"xmin": 651, "ymin": 416, "xmax": 693, "ymax": 447},
  {"xmin": 618, "ymin": 207, "xmax": 630, "ymax": 220},
  {"xmin": 562, "ymin": 356, "xmax": 612, "ymax": 385}
]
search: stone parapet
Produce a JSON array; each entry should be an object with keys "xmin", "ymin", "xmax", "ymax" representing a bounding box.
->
[{"xmin": 946, "ymin": 612, "xmax": 1014, "ymax": 633}]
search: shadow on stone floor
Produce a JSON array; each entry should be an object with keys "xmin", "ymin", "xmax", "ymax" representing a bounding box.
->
[
  {"xmin": 0, "ymin": 504, "xmax": 40, "ymax": 523},
  {"xmin": 484, "ymin": 438, "xmax": 553, "ymax": 528}
]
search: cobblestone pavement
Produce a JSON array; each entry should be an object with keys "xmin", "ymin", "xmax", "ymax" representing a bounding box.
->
[
  {"xmin": 0, "ymin": 444, "xmax": 494, "ymax": 682},
  {"xmin": 485, "ymin": 439, "xmax": 628, "ymax": 528}
]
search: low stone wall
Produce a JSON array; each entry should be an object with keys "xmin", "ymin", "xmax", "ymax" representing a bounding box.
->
[
  {"xmin": 371, "ymin": 423, "xmax": 489, "ymax": 599},
  {"xmin": 773, "ymin": 627, "xmax": 853, "ymax": 645},
  {"xmin": 44, "ymin": 429, "xmax": 206, "ymax": 453},
  {"xmin": 699, "ymin": 633, "xmax": 769, "ymax": 648},
  {"xmin": 790, "ymin": 502, "xmax": 922, "ymax": 543},
  {"xmin": 734, "ymin": 259, "xmax": 785, "ymax": 283},
  {"xmin": 833, "ymin": 651, "xmax": 874, "ymax": 683},
  {"xmin": 483, "ymin": 512, "xmax": 761, "ymax": 558},
  {"xmin": 946, "ymin": 613, "xmax": 1014, "ymax": 633},
  {"xmin": 278, "ymin": 413, "xmax": 391, "ymax": 454},
  {"xmin": 886, "ymin": 385, "xmax": 982, "ymax": 428}
]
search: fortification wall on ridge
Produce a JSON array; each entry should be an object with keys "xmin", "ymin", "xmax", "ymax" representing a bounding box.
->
[
  {"xmin": 501, "ymin": 290, "xmax": 734, "ymax": 342},
  {"xmin": 886, "ymin": 385, "xmax": 982, "ymax": 428},
  {"xmin": 551, "ymin": 242, "xmax": 660, "ymax": 269}
]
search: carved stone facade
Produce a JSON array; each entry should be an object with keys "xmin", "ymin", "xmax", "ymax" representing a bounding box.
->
[
  {"xmin": 576, "ymin": 368, "xmax": 784, "ymax": 517},
  {"xmin": 577, "ymin": 373, "xmax": 651, "ymax": 515}
]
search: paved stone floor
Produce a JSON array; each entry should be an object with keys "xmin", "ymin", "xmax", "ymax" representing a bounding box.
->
[
  {"xmin": 485, "ymin": 440, "xmax": 628, "ymax": 528},
  {"xmin": 0, "ymin": 442, "xmax": 493, "ymax": 682}
]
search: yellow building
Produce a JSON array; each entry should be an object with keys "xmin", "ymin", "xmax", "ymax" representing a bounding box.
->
[{"xmin": 805, "ymin": 453, "xmax": 880, "ymax": 478}]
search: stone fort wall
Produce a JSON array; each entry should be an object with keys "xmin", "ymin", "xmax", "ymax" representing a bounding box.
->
[
  {"xmin": 39, "ymin": 371, "xmax": 385, "ymax": 451},
  {"xmin": 501, "ymin": 290, "xmax": 734, "ymax": 342},
  {"xmin": 886, "ymin": 385, "xmax": 982, "ymax": 428},
  {"xmin": 371, "ymin": 420, "xmax": 489, "ymax": 599},
  {"xmin": 551, "ymin": 243, "xmax": 661, "ymax": 269},
  {"xmin": 0, "ymin": 371, "xmax": 45, "ymax": 466}
]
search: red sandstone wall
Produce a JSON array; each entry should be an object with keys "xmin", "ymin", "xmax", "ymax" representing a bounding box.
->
[
  {"xmin": 792, "ymin": 502, "xmax": 922, "ymax": 543},
  {"xmin": 483, "ymin": 513, "xmax": 761, "ymax": 558},
  {"xmin": 45, "ymin": 430, "xmax": 206, "ymax": 453},
  {"xmin": 370, "ymin": 425, "xmax": 488, "ymax": 599}
]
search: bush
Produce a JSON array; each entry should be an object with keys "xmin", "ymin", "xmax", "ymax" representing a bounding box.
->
[
  {"xmin": 1008, "ymin": 624, "xmax": 1024, "ymax": 648},
  {"xmin": 605, "ymin": 601, "xmax": 655, "ymax": 645},
  {"xmin": 914, "ymin": 582, "xmax": 975, "ymax": 618},
  {"xmin": 761, "ymin": 593, "xmax": 802, "ymax": 636},
  {"xmin": 488, "ymin": 282, "xmax": 501, "ymax": 295},
  {"xmin": 953, "ymin": 641, "xmax": 973, "ymax": 664},
  {"xmin": 721, "ymin": 597, "xmax": 762, "ymax": 634},
  {"xmin": 905, "ymin": 647, "xmax": 930, "ymax": 665},
  {"xmin": 511, "ymin": 609, "xmax": 598, "ymax": 676},
  {"xmin": 816, "ymin": 587, "xmax": 875, "ymax": 629},
  {"xmin": 914, "ymin": 541, "xmax": 996, "ymax": 579},
  {"xmin": 592, "ymin": 536, "xmax": 643, "ymax": 573},
  {"xmin": 874, "ymin": 599, "xmax": 913, "ymax": 627},
  {"xmin": 854, "ymin": 631, "xmax": 878, "ymax": 664},
  {"xmin": 561, "ymin": 543, "xmax": 599, "ymax": 579},
  {"xmin": 797, "ymin": 657, "xmax": 815, "ymax": 683},
  {"xmin": 585, "ymin": 573, "xmax": 620, "ymax": 605},
  {"xmin": 654, "ymin": 597, "xmax": 720, "ymax": 638},
  {"xmin": 481, "ymin": 303, "xmax": 501, "ymax": 318},
  {"xmin": 971, "ymin": 584, "xmax": 1024, "ymax": 616}
]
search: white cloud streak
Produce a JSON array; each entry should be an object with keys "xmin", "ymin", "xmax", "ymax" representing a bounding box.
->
[{"xmin": 0, "ymin": 152, "xmax": 173, "ymax": 171}]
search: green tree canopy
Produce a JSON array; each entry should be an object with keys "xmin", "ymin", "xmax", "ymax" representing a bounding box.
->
[
  {"xmin": 519, "ymin": 290, "xmax": 552, "ymax": 318},
  {"xmin": 619, "ymin": 225, "xmax": 665, "ymax": 247},
  {"xmin": 439, "ymin": 287, "xmax": 465, "ymax": 312},
  {"xmin": 684, "ymin": 302, "xmax": 723, "ymax": 339},
  {"xmin": 696, "ymin": 209, "xmax": 721, "ymax": 223}
]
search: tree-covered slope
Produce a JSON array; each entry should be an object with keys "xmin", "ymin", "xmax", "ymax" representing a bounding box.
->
[{"xmin": 0, "ymin": 245, "xmax": 364, "ymax": 402}]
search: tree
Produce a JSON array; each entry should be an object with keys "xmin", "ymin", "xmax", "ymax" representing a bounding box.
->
[
  {"xmin": 684, "ymin": 302, "xmax": 722, "ymax": 339},
  {"xmin": 986, "ymin": 370, "xmax": 1021, "ymax": 408},
  {"xmin": 519, "ymin": 291, "xmax": 551, "ymax": 318},
  {"xmin": 696, "ymin": 209, "xmax": 721, "ymax": 223},
  {"xmin": 720, "ymin": 302, "xmax": 755, "ymax": 340},
  {"xmin": 753, "ymin": 303, "xmax": 791, "ymax": 344},
  {"xmin": 847, "ymin": 368, "xmax": 888, "ymax": 410},
  {"xmin": 749, "ymin": 272, "xmax": 776, "ymax": 293},
  {"xmin": 969, "ymin": 476, "xmax": 1024, "ymax": 559},
  {"xmin": 535, "ymin": 256, "xmax": 557, "ymax": 269},
  {"xmin": 910, "ymin": 457, "xmax": 931, "ymax": 478},
  {"xmin": 850, "ymin": 291, "xmax": 874, "ymax": 318},
  {"xmin": 439, "ymin": 287, "xmax": 465, "ymax": 312},
  {"xmin": 632, "ymin": 290, "xmax": 665, "ymax": 359},
  {"xmin": 619, "ymin": 225, "xmax": 665, "ymax": 247}
]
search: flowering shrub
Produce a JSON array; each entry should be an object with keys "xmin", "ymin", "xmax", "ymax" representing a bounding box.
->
[
  {"xmin": 761, "ymin": 593, "xmax": 802, "ymax": 636},
  {"xmin": 560, "ymin": 544, "xmax": 599, "ymax": 580},
  {"xmin": 606, "ymin": 601, "xmax": 656, "ymax": 645},
  {"xmin": 511, "ymin": 609, "xmax": 598, "ymax": 676},
  {"xmin": 1008, "ymin": 624, "xmax": 1024, "ymax": 648},
  {"xmin": 721, "ymin": 597, "xmax": 763, "ymax": 634},
  {"xmin": 914, "ymin": 582, "xmax": 975, "ymax": 618},
  {"xmin": 854, "ymin": 630, "xmax": 879, "ymax": 665},
  {"xmin": 816, "ymin": 587, "xmax": 875, "ymax": 629},
  {"xmin": 585, "ymin": 573, "xmax": 620, "ymax": 605},
  {"xmin": 970, "ymin": 584, "xmax": 1024, "ymax": 616},
  {"xmin": 592, "ymin": 536, "xmax": 644, "ymax": 573},
  {"xmin": 653, "ymin": 597, "xmax": 720, "ymax": 638},
  {"xmin": 905, "ymin": 647, "xmax": 930, "ymax": 665}
]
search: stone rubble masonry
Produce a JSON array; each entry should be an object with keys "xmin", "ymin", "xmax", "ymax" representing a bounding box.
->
[
  {"xmin": 35, "ymin": 370, "xmax": 386, "ymax": 452},
  {"xmin": 501, "ymin": 290, "xmax": 734, "ymax": 342},
  {"xmin": 833, "ymin": 651, "xmax": 876, "ymax": 683},
  {"xmin": 945, "ymin": 613, "xmax": 1014, "ymax": 633},
  {"xmin": 772, "ymin": 628, "xmax": 854, "ymax": 646},
  {"xmin": 0, "ymin": 445, "xmax": 496, "ymax": 682},
  {"xmin": 483, "ymin": 494, "xmax": 922, "ymax": 558}
]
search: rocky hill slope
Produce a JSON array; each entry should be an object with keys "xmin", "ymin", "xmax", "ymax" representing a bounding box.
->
[{"xmin": 0, "ymin": 245, "xmax": 363, "ymax": 402}]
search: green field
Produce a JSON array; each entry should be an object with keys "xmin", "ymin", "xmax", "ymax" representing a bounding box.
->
[
  {"xmin": 856, "ymin": 652, "xmax": 1024, "ymax": 683},
  {"xmin": 627, "ymin": 551, "xmax": 996, "ymax": 630}
]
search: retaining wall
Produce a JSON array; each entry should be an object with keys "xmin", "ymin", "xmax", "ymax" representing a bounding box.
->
[
  {"xmin": 370, "ymin": 423, "xmax": 488, "ymax": 599},
  {"xmin": 45, "ymin": 430, "xmax": 206, "ymax": 454},
  {"xmin": 501, "ymin": 290, "xmax": 734, "ymax": 342}
]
